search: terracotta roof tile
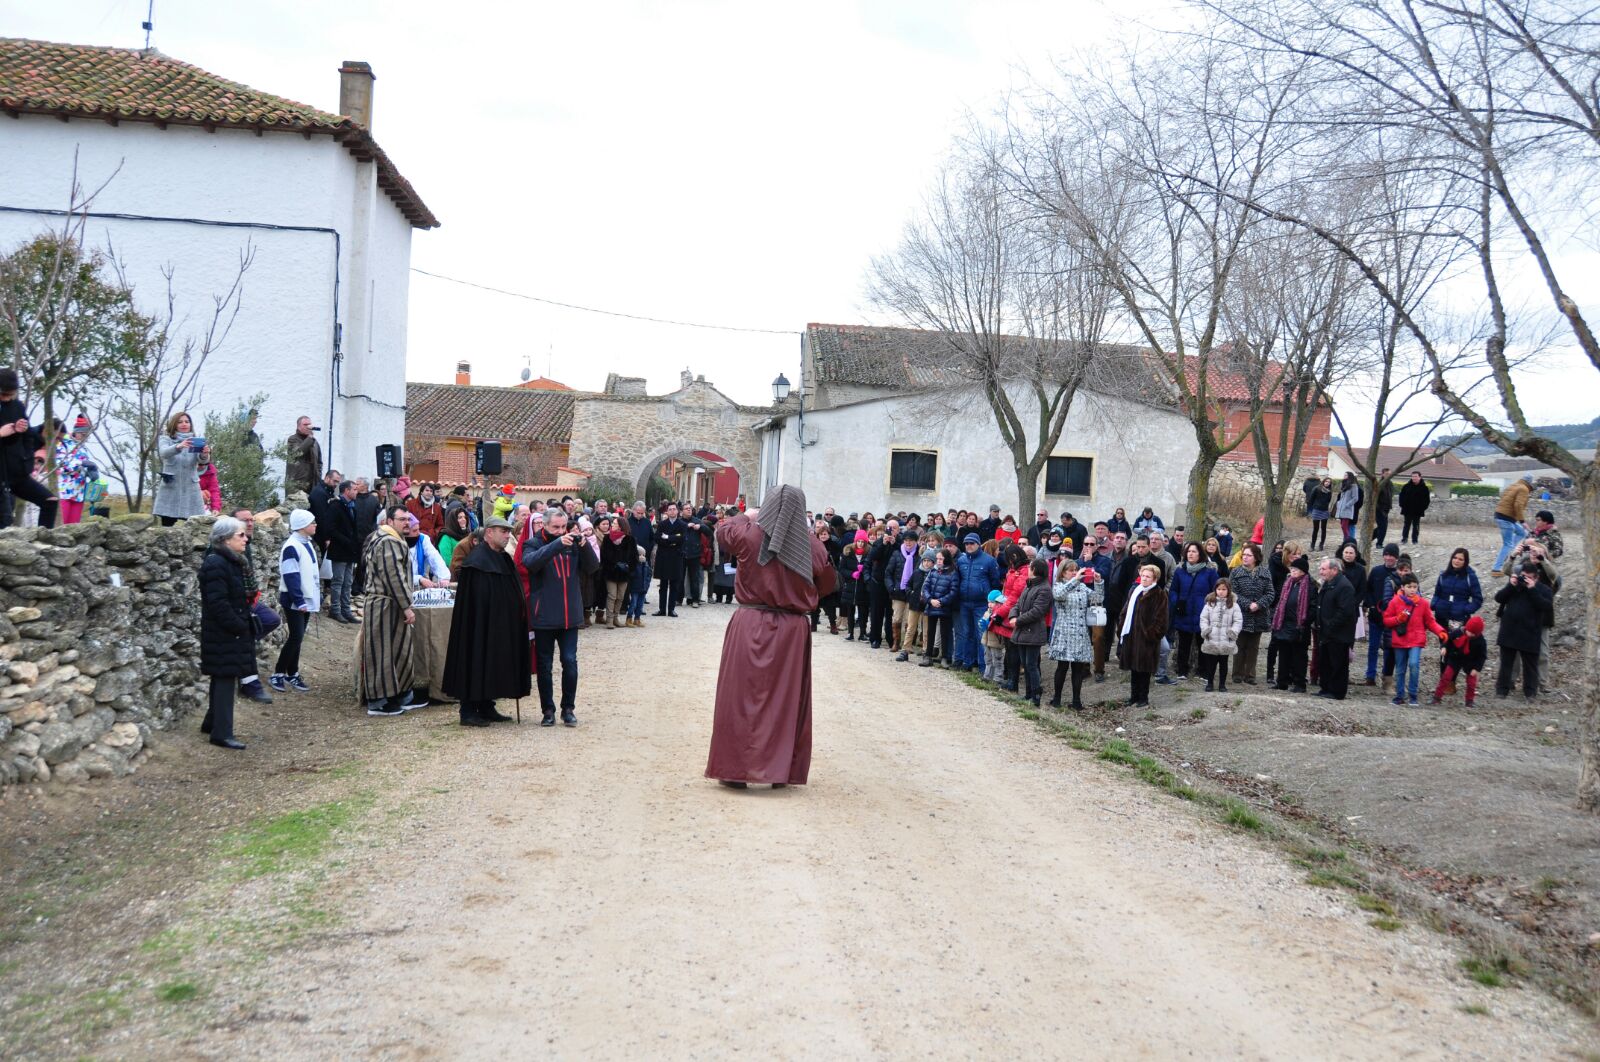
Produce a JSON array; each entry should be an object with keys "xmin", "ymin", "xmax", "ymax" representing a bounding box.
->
[
  {"xmin": 0, "ymin": 37, "xmax": 437, "ymax": 228},
  {"xmin": 1338, "ymin": 445, "xmax": 1481, "ymax": 482},
  {"xmin": 405, "ymin": 382, "xmax": 579, "ymax": 442}
]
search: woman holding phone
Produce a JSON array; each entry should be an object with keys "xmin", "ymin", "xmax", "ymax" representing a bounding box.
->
[{"xmin": 153, "ymin": 410, "xmax": 209, "ymax": 526}]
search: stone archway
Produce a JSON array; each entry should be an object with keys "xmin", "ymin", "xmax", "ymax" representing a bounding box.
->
[
  {"xmin": 629, "ymin": 442, "xmax": 752, "ymax": 507},
  {"xmin": 567, "ymin": 377, "xmax": 768, "ymax": 505}
]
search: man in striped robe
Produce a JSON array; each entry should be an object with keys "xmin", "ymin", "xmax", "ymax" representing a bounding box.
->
[{"xmin": 361, "ymin": 505, "xmax": 416, "ymax": 716}]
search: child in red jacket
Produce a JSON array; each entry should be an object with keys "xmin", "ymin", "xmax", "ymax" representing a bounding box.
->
[
  {"xmin": 1431, "ymin": 615, "xmax": 1486, "ymax": 708},
  {"xmin": 1383, "ymin": 572, "xmax": 1447, "ymax": 706}
]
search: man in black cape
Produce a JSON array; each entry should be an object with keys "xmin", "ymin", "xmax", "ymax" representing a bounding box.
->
[{"xmin": 442, "ymin": 517, "xmax": 531, "ymax": 727}]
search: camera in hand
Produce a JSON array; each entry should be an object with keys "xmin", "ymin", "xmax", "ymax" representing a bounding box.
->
[{"xmin": 189, "ymin": 437, "xmax": 208, "ymax": 450}]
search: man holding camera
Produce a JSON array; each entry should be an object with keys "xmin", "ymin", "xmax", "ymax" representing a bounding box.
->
[
  {"xmin": 285, "ymin": 415, "xmax": 323, "ymax": 498},
  {"xmin": 522, "ymin": 509, "xmax": 600, "ymax": 727}
]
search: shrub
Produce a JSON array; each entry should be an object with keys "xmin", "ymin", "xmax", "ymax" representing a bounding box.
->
[
  {"xmin": 203, "ymin": 394, "xmax": 288, "ymax": 512},
  {"xmin": 645, "ymin": 474, "xmax": 675, "ymax": 508},
  {"xmin": 579, "ymin": 475, "xmax": 632, "ymax": 507},
  {"xmin": 1450, "ymin": 483, "xmax": 1501, "ymax": 497}
]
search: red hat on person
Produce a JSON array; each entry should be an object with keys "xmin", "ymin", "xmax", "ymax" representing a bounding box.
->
[
  {"xmin": 501, "ymin": 484, "xmax": 515, "ymax": 496},
  {"xmin": 72, "ymin": 414, "xmax": 91, "ymax": 432},
  {"xmin": 1465, "ymin": 616, "xmax": 1484, "ymax": 636}
]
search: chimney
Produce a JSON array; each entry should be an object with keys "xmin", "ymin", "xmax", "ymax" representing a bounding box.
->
[
  {"xmin": 680, "ymin": 368, "xmax": 694, "ymax": 390},
  {"xmin": 339, "ymin": 61, "xmax": 375, "ymax": 129},
  {"xmin": 455, "ymin": 360, "xmax": 471, "ymax": 387}
]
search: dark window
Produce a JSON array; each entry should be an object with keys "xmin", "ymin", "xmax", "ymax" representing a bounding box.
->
[
  {"xmin": 889, "ymin": 450, "xmax": 938, "ymax": 492},
  {"xmin": 1046, "ymin": 456, "xmax": 1093, "ymax": 496}
]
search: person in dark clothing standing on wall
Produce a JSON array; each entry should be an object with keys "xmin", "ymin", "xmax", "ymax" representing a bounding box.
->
[
  {"xmin": 0, "ymin": 369, "xmax": 56, "ymax": 529},
  {"xmin": 653, "ymin": 502, "xmax": 687, "ymax": 616}
]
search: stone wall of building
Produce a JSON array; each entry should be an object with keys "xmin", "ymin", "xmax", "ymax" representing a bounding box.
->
[
  {"xmin": 0, "ymin": 512, "xmax": 288, "ymax": 787},
  {"xmin": 568, "ymin": 379, "xmax": 766, "ymax": 502}
]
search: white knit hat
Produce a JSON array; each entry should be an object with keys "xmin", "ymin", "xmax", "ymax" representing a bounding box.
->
[{"xmin": 289, "ymin": 508, "xmax": 315, "ymax": 531}]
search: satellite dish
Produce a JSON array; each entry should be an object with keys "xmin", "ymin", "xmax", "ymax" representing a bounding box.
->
[{"xmin": 520, "ymin": 367, "xmax": 532, "ymax": 382}]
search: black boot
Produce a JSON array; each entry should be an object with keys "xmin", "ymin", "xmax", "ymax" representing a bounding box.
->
[{"xmin": 541, "ymin": 709, "xmax": 556, "ymax": 727}]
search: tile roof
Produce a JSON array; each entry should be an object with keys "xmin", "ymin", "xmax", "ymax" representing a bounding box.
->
[
  {"xmin": 1337, "ymin": 445, "xmax": 1481, "ymax": 482},
  {"xmin": 804, "ymin": 323, "xmax": 1170, "ymax": 406},
  {"xmin": 805, "ymin": 324, "xmax": 1323, "ymax": 410},
  {"xmin": 405, "ymin": 383, "xmax": 579, "ymax": 442},
  {"xmin": 513, "ymin": 376, "xmax": 573, "ymax": 391},
  {"xmin": 0, "ymin": 37, "xmax": 437, "ymax": 228}
]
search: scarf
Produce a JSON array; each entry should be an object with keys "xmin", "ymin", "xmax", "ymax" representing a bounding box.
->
[
  {"xmin": 608, "ymin": 526, "xmax": 625, "ymax": 544},
  {"xmin": 899, "ymin": 543, "xmax": 916, "ymax": 590},
  {"xmin": 1121, "ymin": 582, "xmax": 1150, "ymax": 638},
  {"xmin": 1273, "ymin": 575, "xmax": 1310, "ymax": 629},
  {"xmin": 755, "ymin": 484, "xmax": 814, "ymax": 583},
  {"xmin": 412, "ymin": 538, "xmax": 428, "ymax": 576},
  {"xmin": 1184, "ymin": 559, "xmax": 1209, "ymax": 574}
]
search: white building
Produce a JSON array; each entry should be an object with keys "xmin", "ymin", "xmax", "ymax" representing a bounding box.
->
[
  {"xmin": 757, "ymin": 324, "xmax": 1199, "ymax": 521},
  {"xmin": 0, "ymin": 38, "xmax": 436, "ymax": 488}
]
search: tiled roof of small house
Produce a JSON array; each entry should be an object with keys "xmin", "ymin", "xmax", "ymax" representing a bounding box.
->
[
  {"xmin": 805, "ymin": 324, "xmax": 1322, "ymax": 409},
  {"xmin": 804, "ymin": 323, "xmax": 1170, "ymax": 405},
  {"xmin": 0, "ymin": 38, "xmax": 438, "ymax": 228},
  {"xmin": 405, "ymin": 383, "xmax": 578, "ymax": 442},
  {"xmin": 1338, "ymin": 445, "xmax": 1481, "ymax": 483}
]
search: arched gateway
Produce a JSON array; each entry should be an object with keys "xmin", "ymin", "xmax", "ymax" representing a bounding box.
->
[{"xmin": 567, "ymin": 373, "xmax": 769, "ymax": 505}]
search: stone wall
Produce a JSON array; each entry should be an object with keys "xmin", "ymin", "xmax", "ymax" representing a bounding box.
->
[
  {"xmin": 567, "ymin": 378, "xmax": 765, "ymax": 502},
  {"xmin": 1424, "ymin": 496, "xmax": 1579, "ymax": 527},
  {"xmin": 0, "ymin": 512, "xmax": 288, "ymax": 787}
]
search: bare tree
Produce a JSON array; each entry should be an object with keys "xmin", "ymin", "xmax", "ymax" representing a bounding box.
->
[
  {"xmin": 1194, "ymin": 0, "xmax": 1600, "ymax": 807},
  {"xmin": 89, "ymin": 245, "xmax": 254, "ymax": 511},
  {"xmin": 1008, "ymin": 37, "xmax": 1312, "ymax": 533},
  {"xmin": 1226, "ymin": 217, "xmax": 1371, "ymax": 550},
  {"xmin": 868, "ymin": 152, "xmax": 1116, "ymax": 520}
]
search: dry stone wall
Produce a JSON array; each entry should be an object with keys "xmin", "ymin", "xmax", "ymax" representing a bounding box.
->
[{"xmin": 0, "ymin": 512, "xmax": 288, "ymax": 787}]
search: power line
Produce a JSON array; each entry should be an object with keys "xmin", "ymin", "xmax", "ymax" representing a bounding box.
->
[{"xmin": 410, "ymin": 267, "xmax": 801, "ymax": 336}]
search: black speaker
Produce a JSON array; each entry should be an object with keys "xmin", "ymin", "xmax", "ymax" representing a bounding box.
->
[
  {"xmin": 375, "ymin": 444, "xmax": 401, "ymax": 478},
  {"xmin": 475, "ymin": 440, "xmax": 502, "ymax": 475}
]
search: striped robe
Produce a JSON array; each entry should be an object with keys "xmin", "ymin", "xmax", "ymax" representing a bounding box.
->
[{"xmin": 359, "ymin": 527, "xmax": 414, "ymax": 701}]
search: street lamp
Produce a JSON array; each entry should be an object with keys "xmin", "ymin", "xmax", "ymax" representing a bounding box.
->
[{"xmin": 772, "ymin": 373, "xmax": 791, "ymax": 403}]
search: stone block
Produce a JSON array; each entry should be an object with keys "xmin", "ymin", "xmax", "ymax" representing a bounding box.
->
[
  {"xmin": 36, "ymin": 721, "xmax": 82, "ymax": 765},
  {"xmin": 6, "ymin": 606, "xmax": 41, "ymax": 622},
  {"xmin": 7, "ymin": 660, "xmax": 38, "ymax": 684},
  {"xmin": 6, "ymin": 730, "xmax": 41, "ymax": 758},
  {"xmin": 7, "ymin": 701, "xmax": 49, "ymax": 725},
  {"xmin": 93, "ymin": 668, "xmax": 143, "ymax": 704},
  {"xmin": 50, "ymin": 760, "xmax": 87, "ymax": 783}
]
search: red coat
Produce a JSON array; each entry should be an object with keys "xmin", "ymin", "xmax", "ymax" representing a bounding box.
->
[
  {"xmin": 994, "ymin": 527, "xmax": 1022, "ymax": 547},
  {"xmin": 1382, "ymin": 589, "xmax": 1446, "ymax": 649},
  {"xmin": 406, "ymin": 496, "xmax": 445, "ymax": 542},
  {"xmin": 989, "ymin": 566, "xmax": 1029, "ymax": 639}
]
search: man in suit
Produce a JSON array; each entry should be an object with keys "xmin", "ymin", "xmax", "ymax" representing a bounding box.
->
[
  {"xmin": 1316, "ymin": 556, "xmax": 1358, "ymax": 700},
  {"xmin": 325, "ymin": 479, "xmax": 362, "ymax": 623},
  {"xmin": 653, "ymin": 502, "xmax": 687, "ymax": 616}
]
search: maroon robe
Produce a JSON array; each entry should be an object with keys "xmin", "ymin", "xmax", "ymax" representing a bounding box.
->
[{"xmin": 705, "ymin": 513, "xmax": 839, "ymax": 785}]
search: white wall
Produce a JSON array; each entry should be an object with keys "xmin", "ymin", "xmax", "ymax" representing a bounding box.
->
[
  {"xmin": 762, "ymin": 383, "xmax": 1198, "ymax": 522},
  {"xmin": 0, "ymin": 115, "xmax": 412, "ymax": 490}
]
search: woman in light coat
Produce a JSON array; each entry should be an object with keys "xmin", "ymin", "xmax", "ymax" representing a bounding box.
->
[
  {"xmin": 1048, "ymin": 558, "xmax": 1104, "ymax": 711},
  {"xmin": 152, "ymin": 410, "xmax": 208, "ymax": 526},
  {"xmin": 1198, "ymin": 579, "xmax": 1244, "ymax": 692}
]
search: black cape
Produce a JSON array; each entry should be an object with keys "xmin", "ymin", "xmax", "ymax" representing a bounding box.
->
[{"xmin": 442, "ymin": 542, "xmax": 532, "ymax": 701}]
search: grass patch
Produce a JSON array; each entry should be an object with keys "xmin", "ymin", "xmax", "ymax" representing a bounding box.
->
[
  {"xmin": 1458, "ymin": 1001, "xmax": 1490, "ymax": 1016},
  {"xmin": 1533, "ymin": 875, "xmax": 1563, "ymax": 895},
  {"xmin": 1305, "ymin": 868, "xmax": 1364, "ymax": 889},
  {"xmin": 1189, "ymin": 707, "xmax": 1207, "ymax": 720},
  {"xmin": 1369, "ymin": 917, "xmax": 1404, "ymax": 932},
  {"xmin": 1354, "ymin": 894, "xmax": 1396, "ymax": 916},
  {"xmin": 1460, "ymin": 953, "xmax": 1530, "ymax": 988},
  {"xmin": 1222, "ymin": 801, "xmax": 1263, "ymax": 831},
  {"xmin": 222, "ymin": 795, "xmax": 373, "ymax": 880},
  {"xmin": 1098, "ymin": 739, "xmax": 1139, "ymax": 766},
  {"xmin": 156, "ymin": 980, "xmax": 201, "ymax": 1003}
]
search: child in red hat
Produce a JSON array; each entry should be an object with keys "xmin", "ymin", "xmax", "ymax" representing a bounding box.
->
[{"xmin": 1432, "ymin": 615, "xmax": 1487, "ymax": 707}]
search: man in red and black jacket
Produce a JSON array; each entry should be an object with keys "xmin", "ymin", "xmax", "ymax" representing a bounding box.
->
[{"xmin": 521, "ymin": 509, "xmax": 599, "ymax": 728}]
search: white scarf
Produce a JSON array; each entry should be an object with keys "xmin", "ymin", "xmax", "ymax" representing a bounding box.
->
[{"xmin": 1121, "ymin": 582, "xmax": 1151, "ymax": 638}]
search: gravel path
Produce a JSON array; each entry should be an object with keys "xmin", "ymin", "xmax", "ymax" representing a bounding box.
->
[{"xmin": 205, "ymin": 604, "xmax": 1593, "ymax": 1059}]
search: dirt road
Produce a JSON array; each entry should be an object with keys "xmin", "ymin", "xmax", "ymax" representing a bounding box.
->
[{"xmin": 153, "ymin": 603, "xmax": 1586, "ymax": 1060}]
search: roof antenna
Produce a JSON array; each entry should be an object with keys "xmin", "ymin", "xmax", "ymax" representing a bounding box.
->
[{"xmin": 142, "ymin": 0, "xmax": 155, "ymax": 50}]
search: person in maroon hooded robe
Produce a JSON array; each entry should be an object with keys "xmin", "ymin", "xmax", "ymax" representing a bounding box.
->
[{"xmin": 706, "ymin": 484, "xmax": 838, "ymax": 789}]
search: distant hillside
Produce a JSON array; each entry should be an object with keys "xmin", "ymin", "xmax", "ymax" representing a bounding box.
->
[{"xmin": 1438, "ymin": 417, "xmax": 1600, "ymax": 455}]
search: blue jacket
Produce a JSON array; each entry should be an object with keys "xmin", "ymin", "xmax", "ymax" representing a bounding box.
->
[
  {"xmin": 955, "ymin": 549, "xmax": 1002, "ymax": 606},
  {"xmin": 1169, "ymin": 564, "xmax": 1220, "ymax": 633},
  {"xmin": 921, "ymin": 566, "xmax": 960, "ymax": 617},
  {"xmin": 630, "ymin": 556, "xmax": 653, "ymax": 597},
  {"xmin": 1430, "ymin": 565, "xmax": 1483, "ymax": 625},
  {"xmin": 521, "ymin": 531, "xmax": 600, "ymax": 630},
  {"xmin": 1365, "ymin": 563, "xmax": 1401, "ymax": 614}
]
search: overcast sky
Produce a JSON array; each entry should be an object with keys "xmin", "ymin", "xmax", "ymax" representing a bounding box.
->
[{"xmin": 8, "ymin": 0, "xmax": 1593, "ymax": 434}]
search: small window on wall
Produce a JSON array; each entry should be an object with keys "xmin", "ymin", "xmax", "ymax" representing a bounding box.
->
[
  {"xmin": 889, "ymin": 450, "xmax": 938, "ymax": 492},
  {"xmin": 1046, "ymin": 455, "xmax": 1093, "ymax": 496}
]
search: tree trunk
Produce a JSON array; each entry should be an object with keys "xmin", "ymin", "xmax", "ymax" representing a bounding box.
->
[
  {"xmin": 1575, "ymin": 475, "xmax": 1600, "ymax": 810},
  {"xmin": 1262, "ymin": 488, "xmax": 1286, "ymax": 557},
  {"xmin": 42, "ymin": 391, "xmax": 55, "ymax": 495},
  {"xmin": 1185, "ymin": 451, "xmax": 1218, "ymax": 537},
  {"xmin": 1357, "ymin": 476, "xmax": 1380, "ymax": 556},
  {"xmin": 1014, "ymin": 455, "xmax": 1040, "ymax": 530}
]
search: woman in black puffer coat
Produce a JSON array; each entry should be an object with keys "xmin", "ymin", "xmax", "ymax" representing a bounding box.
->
[{"xmin": 200, "ymin": 517, "xmax": 256, "ymax": 749}]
